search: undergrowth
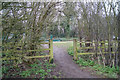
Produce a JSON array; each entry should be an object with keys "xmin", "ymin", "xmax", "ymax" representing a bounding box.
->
[
  {"xmin": 2, "ymin": 59, "xmax": 57, "ymax": 78},
  {"xmin": 67, "ymin": 46, "xmax": 119, "ymax": 78}
]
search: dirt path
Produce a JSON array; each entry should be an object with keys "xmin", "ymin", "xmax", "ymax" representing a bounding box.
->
[{"xmin": 53, "ymin": 42, "xmax": 97, "ymax": 78}]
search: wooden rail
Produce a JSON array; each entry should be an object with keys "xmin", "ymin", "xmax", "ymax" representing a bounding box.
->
[
  {"xmin": 1, "ymin": 39, "xmax": 54, "ymax": 63},
  {"xmin": 73, "ymin": 39, "xmax": 118, "ymax": 60}
]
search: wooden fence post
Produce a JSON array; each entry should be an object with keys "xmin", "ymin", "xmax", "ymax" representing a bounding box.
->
[
  {"xmin": 49, "ymin": 39, "xmax": 53, "ymax": 63},
  {"xmin": 73, "ymin": 39, "xmax": 78, "ymax": 60}
]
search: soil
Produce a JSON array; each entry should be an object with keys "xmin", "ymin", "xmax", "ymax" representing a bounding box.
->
[{"xmin": 51, "ymin": 42, "xmax": 101, "ymax": 78}]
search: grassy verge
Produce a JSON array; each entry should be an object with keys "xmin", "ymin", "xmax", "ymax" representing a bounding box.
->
[{"xmin": 67, "ymin": 46, "xmax": 119, "ymax": 78}]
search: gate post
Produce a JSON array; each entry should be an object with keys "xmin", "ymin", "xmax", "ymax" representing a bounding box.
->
[
  {"xmin": 73, "ymin": 39, "xmax": 78, "ymax": 60},
  {"xmin": 49, "ymin": 39, "xmax": 53, "ymax": 63}
]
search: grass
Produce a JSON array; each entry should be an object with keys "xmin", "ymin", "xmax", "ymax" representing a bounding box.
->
[
  {"xmin": 67, "ymin": 45, "xmax": 119, "ymax": 78},
  {"xmin": 53, "ymin": 41, "xmax": 73, "ymax": 48}
]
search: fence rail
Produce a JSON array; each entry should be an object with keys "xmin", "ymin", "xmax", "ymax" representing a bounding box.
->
[
  {"xmin": 1, "ymin": 39, "xmax": 53, "ymax": 63},
  {"xmin": 73, "ymin": 39, "xmax": 118, "ymax": 60}
]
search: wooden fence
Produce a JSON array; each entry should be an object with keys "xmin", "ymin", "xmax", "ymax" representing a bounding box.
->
[
  {"xmin": 73, "ymin": 39, "xmax": 118, "ymax": 60},
  {"xmin": 1, "ymin": 39, "xmax": 53, "ymax": 63}
]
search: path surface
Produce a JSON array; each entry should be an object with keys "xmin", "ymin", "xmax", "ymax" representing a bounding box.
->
[{"xmin": 53, "ymin": 42, "xmax": 97, "ymax": 78}]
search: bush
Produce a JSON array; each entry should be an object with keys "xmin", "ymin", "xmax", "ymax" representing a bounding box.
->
[{"xmin": 67, "ymin": 46, "xmax": 74, "ymax": 56}]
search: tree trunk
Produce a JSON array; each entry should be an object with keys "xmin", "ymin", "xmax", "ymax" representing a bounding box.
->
[{"xmin": 117, "ymin": 10, "xmax": 120, "ymax": 78}]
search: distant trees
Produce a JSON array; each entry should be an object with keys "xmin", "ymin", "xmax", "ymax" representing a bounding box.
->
[{"xmin": 44, "ymin": 2, "xmax": 78, "ymax": 38}]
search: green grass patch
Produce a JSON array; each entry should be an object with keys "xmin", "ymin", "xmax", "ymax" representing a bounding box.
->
[{"xmin": 53, "ymin": 41, "xmax": 73, "ymax": 47}]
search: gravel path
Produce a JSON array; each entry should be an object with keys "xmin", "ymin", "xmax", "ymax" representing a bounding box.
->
[{"xmin": 53, "ymin": 42, "xmax": 98, "ymax": 78}]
